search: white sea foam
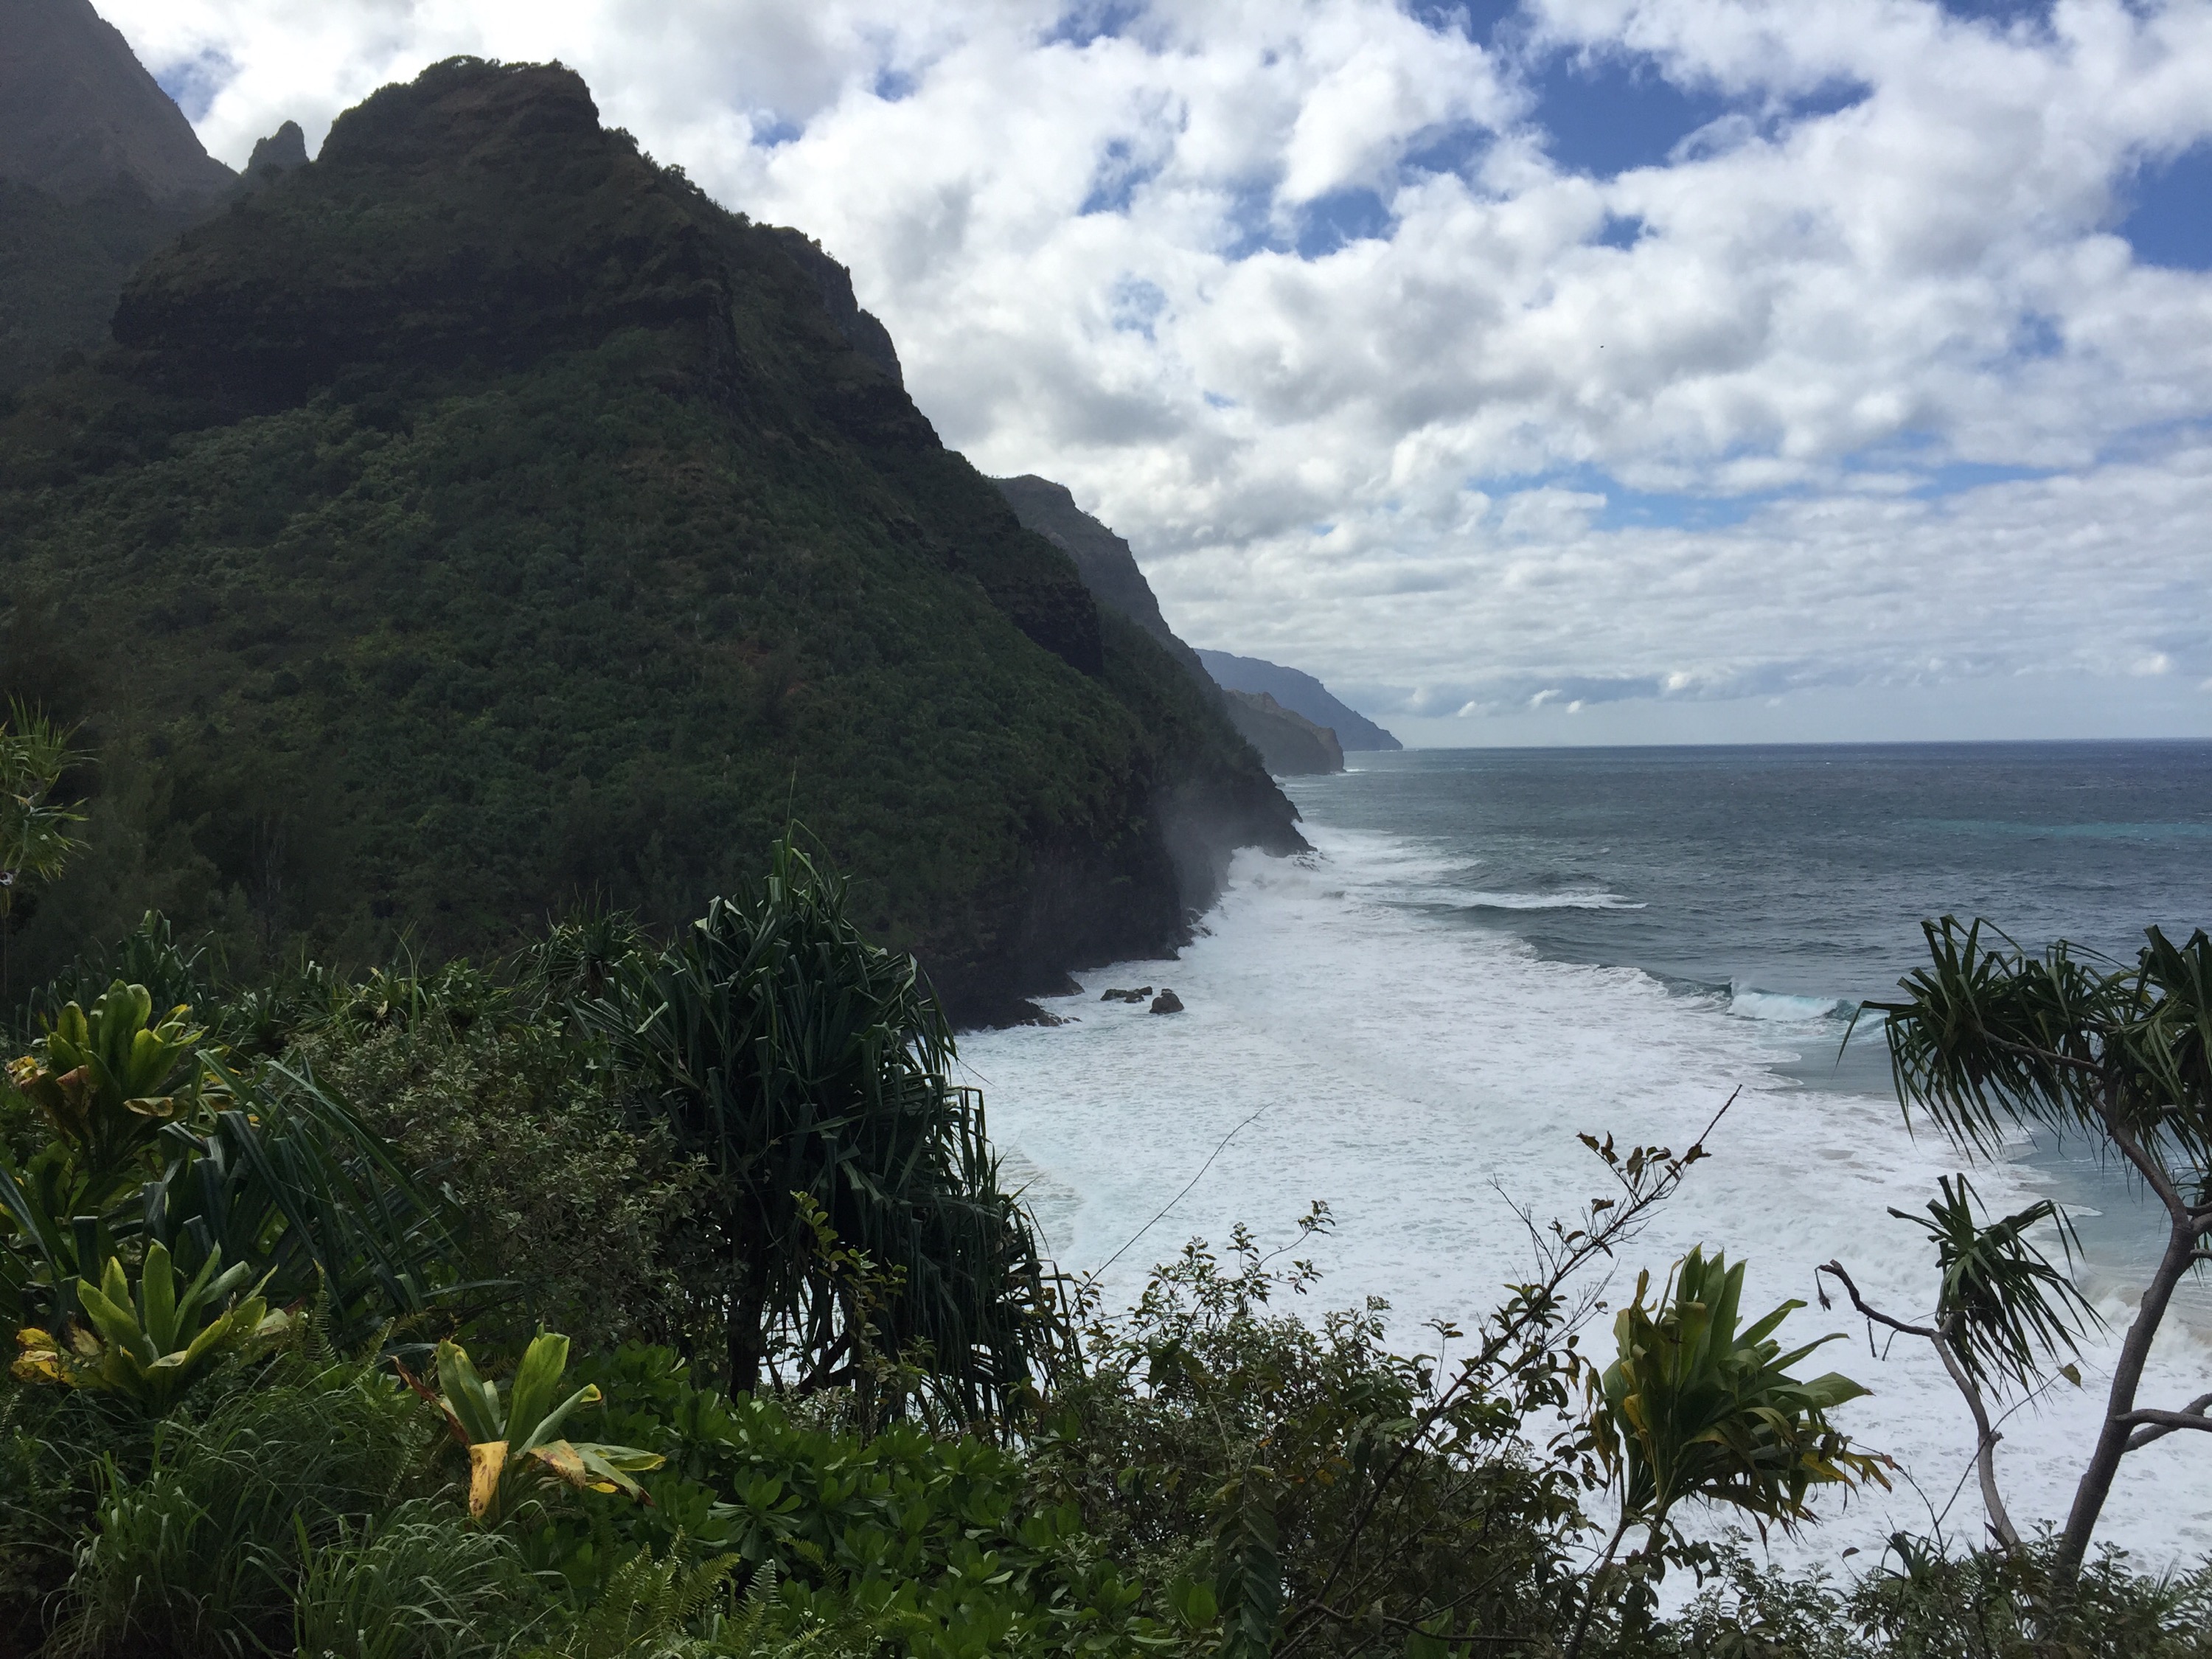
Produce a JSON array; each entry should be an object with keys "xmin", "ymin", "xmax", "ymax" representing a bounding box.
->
[
  {"xmin": 1455, "ymin": 891, "xmax": 1649, "ymax": 912},
  {"xmin": 961, "ymin": 826, "xmax": 2212, "ymax": 1571},
  {"xmin": 1726, "ymin": 986, "xmax": 1854, "ymax": 1023}
]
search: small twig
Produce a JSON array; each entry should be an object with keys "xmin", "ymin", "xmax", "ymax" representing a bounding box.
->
[{"xmin": 1087, "ymin": 1109, "xmax": 1265, "ymax": 1284}]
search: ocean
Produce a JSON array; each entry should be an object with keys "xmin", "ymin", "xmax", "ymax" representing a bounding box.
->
[{"xmin": 959, "ymin": 742, "xmax": 2212, "ymax": 1570}]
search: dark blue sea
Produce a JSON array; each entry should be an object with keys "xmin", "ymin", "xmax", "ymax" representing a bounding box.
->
[{"xmin": 1290, "ymin": 742, "xmax": 2212, "ymax": 1266}]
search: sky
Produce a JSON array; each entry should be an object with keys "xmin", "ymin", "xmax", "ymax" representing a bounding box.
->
[{"xmin": 107, "ymin": 0, "xmax": 2212, "ymax": 745}]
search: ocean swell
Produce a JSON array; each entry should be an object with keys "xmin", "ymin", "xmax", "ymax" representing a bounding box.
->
[{"xmin": 961, "ymin": 827, "xmax": 2212, "ymax": 1573}]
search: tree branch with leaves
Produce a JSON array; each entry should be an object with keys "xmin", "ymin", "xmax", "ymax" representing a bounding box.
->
[{"xmin": 1850, "ymin": 916, "xmax": 2212, "ymax": 1596}]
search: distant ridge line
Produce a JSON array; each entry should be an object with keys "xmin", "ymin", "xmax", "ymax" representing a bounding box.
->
[{"xmin": 1196, "ymin": 650, "xmax": 1401, "ymax": 751}]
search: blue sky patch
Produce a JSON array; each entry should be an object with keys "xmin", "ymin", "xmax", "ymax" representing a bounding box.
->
[
  {"xmin": 1938, "ymin": 0, "xmax": 2053, "ymax": 24},
  {"xmin": 871, "ymin": 66, "xmax": 918, "ymax": 102},
  {"xmin": 1526, "ymin": 50, "xmax": 1732, "ymax": 178},
  {"xmin": 1589, "ymin": 482, "xmax": 1765, "ymax": 532},
  {"xmin": 1295, "ymin": 187, "xmax": 1395, "ymax": 257},
  {"xmin": 1407, "ymin": 1, "xmax": 1523, "ymax": 45},
  {"xmin": 1043, "ymin": 0, "xmax": 1149, "ymax": 50},
  {"xmin": 751, "ymin": 115, "xmax": 804, "ymax": 149},
  {"xmin": 1481, "ymin": 465, "xmax": 1773, "ymax": 531},
  {"xmin": 1080, "ymin": 139, "xmax": 1161, "ymax": 216},
  {"xmin": 2120, "ymin": 145, "xmax": 2212, "ymax": 271},
  {"xmin": 1110, "ymin": 276, "xmax": 1167, "ymax": 339},
  {"xmin": 1912, "ymin": 461, "xmax": 2060, "ymax": 496},
  {"xmin": 154, "ymin": 48, "xmax": 234, "ymax": 123},
  {"xmin": 1595, "ymin": 214, "xmax": 1644, "ymax": 250},
  {"xmin": 1402, "ymin": 119, "xmax": 1490, "ymax": 181},
  {"xmin": 1522, "ymin": 44, "xmax": 1868, "ymax": 180}
]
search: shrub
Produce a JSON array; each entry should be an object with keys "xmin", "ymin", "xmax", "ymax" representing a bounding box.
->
[
  {"xmin": 43, "ymin": 1346, "xmax": 428, "ymax": 1658},
  {"xmin": 296, "ymin": 1015, "xmax": 698, "ymax": 1349}
]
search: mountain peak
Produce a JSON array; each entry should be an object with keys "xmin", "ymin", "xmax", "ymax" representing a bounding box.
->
[
  {"xmin": 0, "ymin": 0, "xmax": 234, "ymax": 201},
  {"xmin": 243, "ymin": 119, "xmax": 308, "ymax": 184}
]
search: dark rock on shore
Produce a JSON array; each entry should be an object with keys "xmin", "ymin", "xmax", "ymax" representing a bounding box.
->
[{"xmin": 1150, "ymin": 989, "xmax": 1184, "ymax": 1014}]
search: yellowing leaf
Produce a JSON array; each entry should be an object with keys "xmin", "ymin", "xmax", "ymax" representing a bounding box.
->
[{"xmin": 468, "ymin": 1439, "xmax": 509, "ymax": 1519}]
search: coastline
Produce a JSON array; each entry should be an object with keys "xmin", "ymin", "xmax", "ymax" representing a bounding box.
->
[{"xmin": 961, "ymin": 806, "xmax": 2212, "ymax": 1573}]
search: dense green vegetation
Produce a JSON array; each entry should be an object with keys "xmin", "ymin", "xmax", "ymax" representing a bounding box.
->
[
  {"xmin": 7, "ymin": 838, "xmax": 2212, "ymax": 1656},
  {"xmin": 0, "ymin": 57, "xmax": 1296, "ymax": 1021},
  {"xmin": 5, "ymin": 49, "xmax": 2211, "ymax": 1659}
]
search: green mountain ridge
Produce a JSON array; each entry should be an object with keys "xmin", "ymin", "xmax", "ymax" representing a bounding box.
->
[
  {"xmin": 0, "ymin": 55, "xmax": 1302, "ymax": 1020},
  {"xmin": 992, "ymin": 473, "xmax": 1345, "ymax": 776}
]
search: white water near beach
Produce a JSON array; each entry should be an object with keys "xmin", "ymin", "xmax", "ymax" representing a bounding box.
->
[{"xmin": 961, "ymin": 824, "xmax": 2212, "ymax": 1573}]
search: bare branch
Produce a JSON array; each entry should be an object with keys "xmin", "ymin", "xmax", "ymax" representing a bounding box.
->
[
  {"xmin": 1815, "ymin": 1262, "xmax": 1940, "ymax": 1340},
  {"xmin": 2121, "ymin": 1392, "xmax": 2212, "ymax": 1450}
]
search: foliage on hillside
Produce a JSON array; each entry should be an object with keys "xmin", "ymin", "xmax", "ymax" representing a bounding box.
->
[
  {"xmin": 0, "ymin": 58, "xmax": 1297, "ymax": 1018},
  {"xmin": 4, "ymin": 866, "xmax": 2212, "ymax": 1657}
]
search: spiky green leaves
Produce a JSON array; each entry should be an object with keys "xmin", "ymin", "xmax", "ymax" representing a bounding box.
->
[
  {"xmin": 406, "ymin": 1331, "xmax": 664, "ymax": 1523},
  {"xmin": 0, "ymin": 698, "xmax": 85, "ymax": 925},
  {"xmin": 13, "ymin": 1240, "xmax": 291, "ymax": 1409},
  {"xmin": 1593, "ymin": 1247, "xmax": 1887, "ymax": 1550},
  {"xmin": 1896, "ymin": 1175, "xmax": 2098, "ymax": 1394}
]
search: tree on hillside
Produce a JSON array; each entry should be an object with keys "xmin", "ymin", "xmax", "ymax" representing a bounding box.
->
[
  {"xmin": 580, "ymin": 835, "xmax": 1065, "ymax": 1425},
  {"xmin": 1826, "ymin": 918, "xmax": 2212, "ymax": 1595}
]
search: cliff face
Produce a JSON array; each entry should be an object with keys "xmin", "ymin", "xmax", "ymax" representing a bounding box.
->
[
  {"xmin": 992, "ymin": 475, "xmax": 1206, "ymax": 676},
  {"xmin": 1224, "ymin": 691, "xmax": 1345, "ymax": 776},
  {"xmin": 0, "ymin": 0, "xmax": 235, "ymax": 392},
  {"xmin": 1197, "ymin": 649, "xmax": 1402, "ymax": 751},
  {"xmin": 0, "ymin": 0, "xmax": 234, "ymax": 201},
  {"xmin": 0, "ymin": 57, "xmax": 1301, "ymax": 1021}
]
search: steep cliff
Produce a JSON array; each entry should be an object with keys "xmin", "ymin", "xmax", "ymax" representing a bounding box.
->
[
  {"xmin": 0, "ymin": 0, "xmax": 237, "ymax": 392},
  {"xmin": 1197, "ymin": 649, "xmax": 1402, "ymax": 751},
  {"xmin": 1223, "ymin": 691, "xmax": 1345, "ymax": 776},
  {"xmin": 0, "ymin": 57, "xmax": 1301, "ymax": 1020}
]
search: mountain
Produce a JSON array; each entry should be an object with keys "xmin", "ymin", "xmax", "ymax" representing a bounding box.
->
[
  {"xmin": 0, "ymin": 0, "xmax": 237, "ymax": 392},
  {"xmin": 992, "ymin": 476, "xmax": 1208, "ymax": 680},
  {"xmin": 1196, "ymin": 650, "xmax": 1401, "ymax": 751},
  {"xmin": 992, "ymin": 474, "xmax": 1342, "ymax": 778},
  {"xmin": 1221, "ymin": 691, "xmax": 1343, "ymax": 776},
  {"xmin": 0, "ymin": 0, "xmax": 234, "ymax": 200},
  {"xmin": 0, "ymin": 55, "xmax": 1302, "ymax": 1021}
]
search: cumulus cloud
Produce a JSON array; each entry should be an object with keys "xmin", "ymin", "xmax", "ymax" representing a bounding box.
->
[{"xmin": 100, "ymin": 0, "xmax": 2212, "ymax": 739}]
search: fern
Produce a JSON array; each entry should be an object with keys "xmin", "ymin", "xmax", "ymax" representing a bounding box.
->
[{"xmin": 538, "ymin": 1547, "xmax": 740, "ymax": 1659}]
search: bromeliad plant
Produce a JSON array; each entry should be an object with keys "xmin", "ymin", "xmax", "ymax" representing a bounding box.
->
[
  {"xmin": 402, "ymin": 1331, "xmax": 664, "ymax": 1523},
  {"xmin": 13, "ymin": 1240, "xmax": 291, "ymax": 1410},
  {"xmin": 8, "ymin": 980, "xmax": 204, "ymax": 1197}
]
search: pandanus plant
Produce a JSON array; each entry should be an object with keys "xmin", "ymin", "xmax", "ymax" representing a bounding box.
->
[
  {"xmin": 400, "ymin": 1331, "xmax": 664, "ymax": 1523},
  {"xmin": 0, "ymin": 700, "xmax": 85, "ymax": 998},
  {"xmin": 12, "ymin": 1241, "xmax": 291, "ymax": 1410}
]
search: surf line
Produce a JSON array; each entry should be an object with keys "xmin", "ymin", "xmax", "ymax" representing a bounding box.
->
[{"xmin": 1085, "ymin": 1107, "xmax": 1267, "ymax": 1287}]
